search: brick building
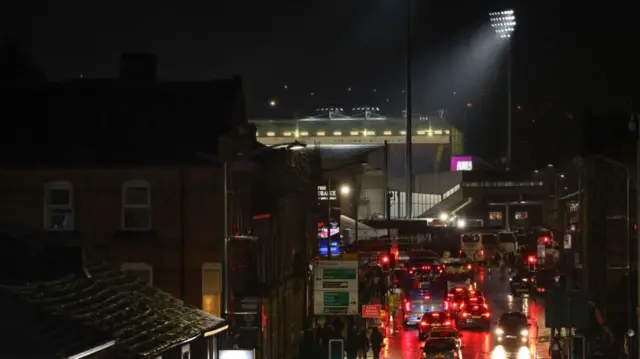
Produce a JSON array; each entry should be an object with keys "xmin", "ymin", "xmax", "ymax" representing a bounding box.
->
[{"xmin": 1, "ymin": 54, "xmax": 321, "ymax": 358}]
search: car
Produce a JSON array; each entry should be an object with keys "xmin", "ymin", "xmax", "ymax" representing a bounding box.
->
[
  {"xmin": 467, "ymin": 289, "xmax": 484, "ymax": 298},
  {"xmin": 420, "ymin": 338, "xmax": 463, "ymax": 359},
  {"xmin": 446, "ymin": 286, "xmax": 468, "ymax": 311},
  {"xmin": 404, "ymin": 290, "xmax": 445, "ymax": 327},
  {"xmin": 510, "ymin": 273, "xmax": 534, "ymax": 296},
  {"xmin": 418, "ymin": 311, "xmax": 454, "ymax": 339},
  {"xmin": 495, "ymin": 312, "xmax": 531, "ymax": 347},
  {"xmin": 427, "ymin": 327, "xmax": 463, "ymax": 347},
  {"xmin": 457, "ymin": 298, "xmax": 491, "ymax": 330}
]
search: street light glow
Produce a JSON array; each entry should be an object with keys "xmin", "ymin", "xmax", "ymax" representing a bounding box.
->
[
  {"xmin": 269, "ymin": 100, "xmax": 276, "ymax": 107},
  {"xmin": 489, "ymin": 10, "xmax": 516, "ymax": 38},
  {"xmin": 340, "ymin": 185, "xmax": 351, "ymax": 195}
]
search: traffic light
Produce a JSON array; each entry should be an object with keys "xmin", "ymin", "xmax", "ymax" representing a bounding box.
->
[
  {"xmin": 528, "ymin": 255, "xmax": 537, "ymax": 263},
  {"xmin": 542, "ymin": 236, "xmax": 550, "ymax": 244},
  {"xmin": 329, "ymin": 339, "xmax": 344, "ymax": 359},
  {"xmin": 381, "ymin": 256, "xmax": 389, "ymax": 265}
]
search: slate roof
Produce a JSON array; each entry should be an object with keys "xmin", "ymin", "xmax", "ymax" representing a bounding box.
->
[
  {"xmin": 0, "ymin": 289, "xmax": 114, "ymax": 359},
  {"xmin": 0, "ymin": 262, "xmax": 225, "ymax": 359}
]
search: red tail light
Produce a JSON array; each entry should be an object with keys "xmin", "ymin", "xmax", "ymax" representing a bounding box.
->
[
  {"xmin": 443, "ymin": 321, "xmax": 451, "ymax": 326},
  {"xmin": 405, "ymin": 302, "xmax": 411, "ymax": 311},
  {"xmin": 444, "ymin": 301, "xmax": 449, "ymax": 310},
  {"xmin": 432, "ymin": 313, "xmax": 440, "ymax": 317},
  {"xmin": 483, "ymin": 303, "xmax": 489, "ymax": 309},
  {"xmin": 459, "ymin": 303, "xmax": 464, "ymax": 310},
  {"xmin": 537, "ymin": 287, "xmax": 546, "ymax": 292},
  {"xmin": 469, "ymin": 297, "xmax": 477, "ymax": 302},
  {"xmin": 420, "ymin": 321, "xmax": 427, "ymax": 327},
  {"xmin": 473, "ymin": 306, "xmax": 479, "ymax": 310},
  {"xmin": 481, "ymin": 312, "xmax": 491, "ymax": 318},
  {"xmin": 462, "ymin": 312, "xmax": 470, "ymax": 318}
]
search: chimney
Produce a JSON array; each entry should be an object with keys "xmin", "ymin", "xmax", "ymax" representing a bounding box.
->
[{"xmin": 119, "ymin": 53, "xmax": 157, "ymax": 81}]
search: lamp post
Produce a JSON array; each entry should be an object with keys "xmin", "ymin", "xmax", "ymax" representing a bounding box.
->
[
  {"xmin": 489, "ymin": 9, "xmax": 516, "ymax": 170},
  {"xmin": 629, "ymin": 113, "xmax": 640, "ymax": 356},
  {"xmin": 324, "ymin": 161, "xmax": 369, "ymax": 259},
  {"xmin": 405, "ymin": 0, "xmax": 413, "ymax": 218},
  {"xmin": 200, "ymin": 140, "xmax": 306, "ymax": 324}
]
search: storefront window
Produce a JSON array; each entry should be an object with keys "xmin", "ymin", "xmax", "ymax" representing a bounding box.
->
[{"xmin": 515, "ymin": 211, "xmax": 528, "ymax": 220}]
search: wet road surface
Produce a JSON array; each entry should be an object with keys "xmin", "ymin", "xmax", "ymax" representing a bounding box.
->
[{"xmin": 380, "ymin": 268, "xmax": 551, "ymax": 359}]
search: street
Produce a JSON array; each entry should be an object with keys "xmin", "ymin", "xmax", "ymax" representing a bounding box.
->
[{"xmin": 380, "ymin": 268, "xmax": 551, "ymax": 359}]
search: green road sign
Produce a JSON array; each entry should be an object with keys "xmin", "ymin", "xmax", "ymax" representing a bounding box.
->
[
  {"xmin": 323, "ymin": 268, "xmax": 357, "ymax": 280},
  {"xmin": 329, "ymin": 339, "xmax": 344, "ymax": 359},
  {"xmin": 324, "ymin": 292, "xmax": 350, "ymax": 306}
]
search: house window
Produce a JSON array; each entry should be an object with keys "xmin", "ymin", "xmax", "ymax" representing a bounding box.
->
[
  {"xmin": 515, "ymin": 211, "xmax": 529, "ymax": 220},
  {"xmin": 181, "ymin": 344, "xmax": 190, "ymax": 359},
  {"xmin": 44, "ymin": 181, "xmax": 74, "ymax": 230},
  {"xmin": 202, "ymin": 263, "xmax": 222, "ymax": 317},
  {"xmin": 121, "ymin": 263, "xmax": 153, "ymax": 286},
  {"xmin": 489, "ymin": 211, "xmax": 502, "ymax": 220},
  {"xmin": 122, "ymin": 180, "xmax": 151, "ymax": 230}
]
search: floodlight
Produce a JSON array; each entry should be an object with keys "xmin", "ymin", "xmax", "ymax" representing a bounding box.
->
[{"xmin": 489, "ymin": 9, "xmax": 516, "ymax": 38}]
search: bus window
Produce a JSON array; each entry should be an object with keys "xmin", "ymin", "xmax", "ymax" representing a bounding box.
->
[{"xmin": 461, "ymin": 234, "xmax": 479, "ymax": 243}]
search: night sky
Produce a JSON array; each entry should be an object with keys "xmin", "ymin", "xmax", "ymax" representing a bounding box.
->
[{"xmin": 3, "ymin": 0, "xmax": 638, "ymax": 162}]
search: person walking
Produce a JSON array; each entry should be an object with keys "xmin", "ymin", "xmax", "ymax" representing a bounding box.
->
[
  {"xmin": 356, "ymin": 328, "xmax": 368, "ymax": 359},
  {"xmin": 370, "ymin": 327, "xmax": 384, "ymax": 359},
  {"xmin": 345, "ymin": 329, "xmax": 358, "ymax": 359}
]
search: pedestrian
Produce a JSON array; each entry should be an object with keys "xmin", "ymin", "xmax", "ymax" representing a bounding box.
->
[
  {"xmin": 370, "ymin": 327, "xmax": 384, "ymax": 359},
  {"xmin": 549, "ymin": 334, "xmax": 563, "ymax": 359},
  {"xmin": 333, "ymin": 317, "xmax": 344, "ymax": 339},
  {"xmin": 345, "ymin": 329, "xmax": 358, "ymax": 359},
  {"xmin": 356, "ymin": 328, "xmax": 368, "ymax": 359}
]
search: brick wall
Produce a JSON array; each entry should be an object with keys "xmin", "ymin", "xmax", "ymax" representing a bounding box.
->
[{"xmin": 0, "ymin": 165, "xmax": 246, "ymax": 309}]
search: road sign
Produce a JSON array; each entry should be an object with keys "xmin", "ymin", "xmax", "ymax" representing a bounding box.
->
[
  {"xmin": 314, "ymin": 291, "xmax": 358, "ymax": 315},
  {"xmin": 362, "ymin": 304, "xmax": 382, "ymax": 318},
  {"xmin": 314, "ymin": 260, "xmax": 358, "ymax": 291},
  {"xmin": 329, "ymin": 339, "xmax": 344, "ymax": 359},
  {"xmin": 563, "ymin": 234, "xmax": 572, "ymax": 249},
  {"xmin": 545, "ymin": 290, "xmax": 590, "ymax": 328},
  {"xmin": 537, "ymin": 244, "xmax": 546, "ymax": 258}
]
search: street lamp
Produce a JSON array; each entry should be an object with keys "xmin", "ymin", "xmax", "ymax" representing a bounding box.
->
[
  {"xmin": 489, "ymin": 9, "xmax": 516, "ymax": 170},
  {"xmin": 323, "ymin": 161, "xmax": 368, "ymax": 258},
  {"xmin": 198, "ymin": 140, "xmax": 306, "ymax": 323}
]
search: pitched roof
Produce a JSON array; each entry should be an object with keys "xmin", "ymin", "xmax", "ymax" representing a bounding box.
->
[
  {"xmin": 0, "ymin": 290, "xmax": 114, "ymax": 359},
  {"xmin": 0, "ymin": 263, "xmax": 225, "ymax": 359}
]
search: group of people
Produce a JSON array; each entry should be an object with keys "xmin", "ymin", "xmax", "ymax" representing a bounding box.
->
[{"xmin": 301, "ymin": 317, "xmax": 385, "ymax": 359}]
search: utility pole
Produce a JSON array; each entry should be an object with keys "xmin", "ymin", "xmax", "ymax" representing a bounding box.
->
[
  {"xmin": 384, "ymin": 140, "xmax": 391, "ymax": 257},
  {"xmin": 405, "ymin": 0, "xmax": 413, "ymax": 218},
  {"xmin": 327, "ymin": 175, "xmax": 333, "ymax": 259},
  {"xmin": 631, "ymin": 113, "xmax": 640, "ymax": 355}
]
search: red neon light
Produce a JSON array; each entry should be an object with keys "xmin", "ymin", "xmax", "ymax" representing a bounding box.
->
[{"xmin": 252, "ymin": 214, "xmax": 272, "ymax": 220}]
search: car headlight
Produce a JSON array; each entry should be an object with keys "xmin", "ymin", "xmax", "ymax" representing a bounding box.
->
[
  {"xmin": 520, "ymin": 329, "xmax": 529, "ymax": 336},
  {"xmin": 495, "ymin": 327, "xmax": 504, "ymax": 335}
]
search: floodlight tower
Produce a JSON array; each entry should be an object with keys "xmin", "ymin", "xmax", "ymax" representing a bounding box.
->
[{"xmin": 489, "ymin": 9, "xmax": 516, "ymax": 170}]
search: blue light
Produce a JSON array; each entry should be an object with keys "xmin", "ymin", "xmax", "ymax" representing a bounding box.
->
[{"xmin": 319, "ymin": 240, "xmax": 340, "ymax": 256}]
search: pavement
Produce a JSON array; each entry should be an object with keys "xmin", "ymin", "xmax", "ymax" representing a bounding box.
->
[{"xmin": 372, "ymin": 268, "xmax": 551, "ymax": 359}]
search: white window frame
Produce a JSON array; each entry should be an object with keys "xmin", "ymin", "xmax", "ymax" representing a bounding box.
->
[
  {"xmin": 122, "ymin": 180, "xmax": 151, "ymax": 231},
  {"xmin": 44, "ymin": 181, "xmax": 74, "ymax": 231},
  {"xmin": 202, "ymin": 263, "xmax": 222, "ymax": 315},
  {"xmin": 181, "ymin": 344, "xmax": 191, "ymax": 359},
  {"xmin": 121, "ymin": 262, "xmax": 153, "ymax": 286}
]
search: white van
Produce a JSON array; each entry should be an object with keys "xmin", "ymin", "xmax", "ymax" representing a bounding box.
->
[
  {"xmin": 498, "ymin": 232, "xmax": 518, "ymax": 253},
  {"xmin": 460, "ymin": 233, "xmax": 484, "ymax": 260}
]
